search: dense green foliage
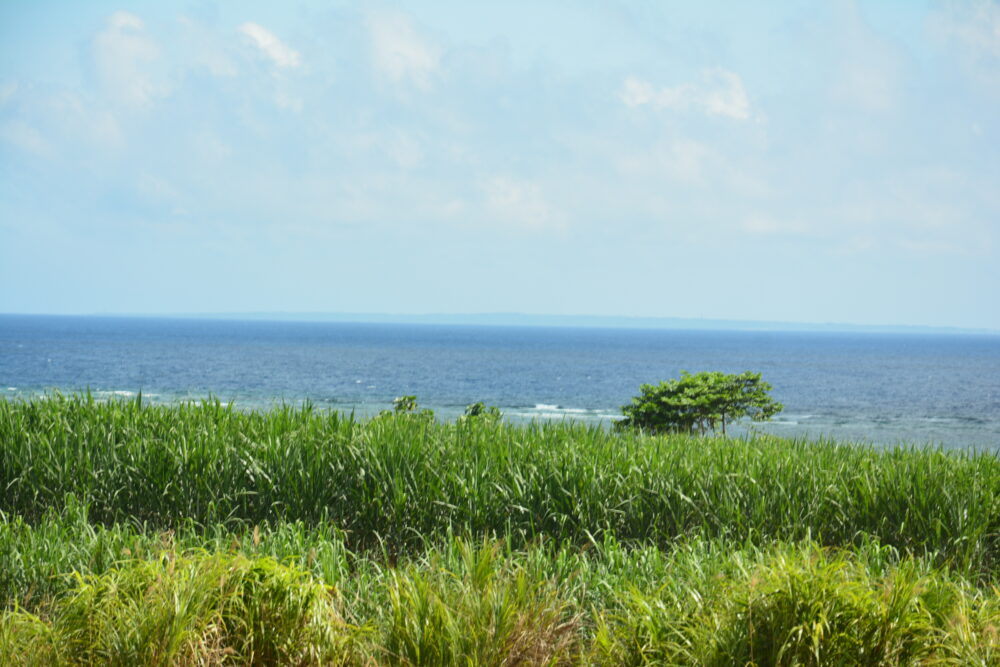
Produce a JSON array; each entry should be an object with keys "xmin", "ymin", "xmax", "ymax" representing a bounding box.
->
[
  {"xmin": 2, "ymin": 395, "xmax": 998, "ymax": 569},
  {"xmin": 618, "ymin": 370, "xmax": 783, "ymax": 435},
  {"xmin": 3, "ymin": 395, "xmax": 1000, "ymax": 664}
]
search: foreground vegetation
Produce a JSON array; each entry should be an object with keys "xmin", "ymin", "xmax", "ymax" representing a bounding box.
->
[
  {"xmin": 4, "ymin": 514, "xmax": 1000, "ymax": 665},
  {"xmin": 2, "ymin": 395, "xmax": 1000, "ymax": 664}
]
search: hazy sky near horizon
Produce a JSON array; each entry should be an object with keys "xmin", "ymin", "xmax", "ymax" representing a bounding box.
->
[{"xmin": 1, "ymin": 1, "xmax": 998, "ymax": 329}]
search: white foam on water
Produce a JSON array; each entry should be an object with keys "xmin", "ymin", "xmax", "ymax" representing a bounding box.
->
[
  {"xmin": 534, "ymin": 404, "xmax": 559, "ymax": 410},
  {"xmin": 5, "ymin": 387, "xmax": 15, "ymax": 391},
  {"xmin": 506, "ymin": 408, "xmax": 615, "ymax": 422},
  {"xmin": 536, "ymin": 412, "xmax": 569, "ymax": 419},
  {"xmin": 91, "ymin": 390, "xmax": 138, "ymax": 400}
]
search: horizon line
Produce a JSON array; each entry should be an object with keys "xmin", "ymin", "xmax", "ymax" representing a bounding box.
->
[{"xmin": 2, "ymin": 311, "xmax": 997, "ymax": 335}]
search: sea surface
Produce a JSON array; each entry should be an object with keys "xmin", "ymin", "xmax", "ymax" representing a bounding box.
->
[{"xmin": 1, "ymin": 314, "xmax": 998, "ymax": 449}]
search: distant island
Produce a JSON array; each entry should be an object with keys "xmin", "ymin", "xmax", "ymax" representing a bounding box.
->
[{"xmin": 146, "ymin": 311, "xmax": 996, "ymax": 335}]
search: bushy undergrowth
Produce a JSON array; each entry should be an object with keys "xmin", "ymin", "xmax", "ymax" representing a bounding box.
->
[
  {"xmin": 1, "ymin": 552, "xmax": 348, "ymax": 666},
  {"xmin": 2, "ymin": 532, "xmax": 1000, "ymax": 665},
  {"xmin": 3, "ymin": 395, "xmax": 1000, "ymax": 572}
]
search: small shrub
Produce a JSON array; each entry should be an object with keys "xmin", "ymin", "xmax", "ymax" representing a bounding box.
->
[
  {"xmin": 457, "ymin": 401, "xmax": 502, "ymax": 425},
  {"xmin": 0, "ymin": 553, "xmax": 353, "ymax": 666}
]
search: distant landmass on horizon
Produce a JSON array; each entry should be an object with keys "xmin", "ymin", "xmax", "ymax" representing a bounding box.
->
[{"xmin": 135, "ymin": 312, "xmax": 997, "ymax": 335}]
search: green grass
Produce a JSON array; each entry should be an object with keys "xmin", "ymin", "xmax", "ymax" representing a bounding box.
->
[
  {"xmin": 3, "ymin": 395, "xmax": 1000, "ymax": 664},
  {"xmin": 3, "ymin": 528, "xmax": 1000, "ymax": 665},
  {"xmin": 3, "ymin": 395, "xmax": 1000, "ymax": 570}
]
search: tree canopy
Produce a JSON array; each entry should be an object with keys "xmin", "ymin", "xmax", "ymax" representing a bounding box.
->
[{"xmin": 617, "ymin": 371, "xmax": 783, "ymax": 436}]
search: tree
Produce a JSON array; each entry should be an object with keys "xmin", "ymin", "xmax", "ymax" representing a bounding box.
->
[
  {"xmin": 392, "ymin": 395, "xmax": 419, "ymax": 413},
  {"xmin": 617, "ymin": 371, "xmax": 782, "ymax": 436},
  {"xmin": 378, "ymin": 395, "xmax": 434, "ymax": 420},
  {"xmin": 457, "ymin": 401, "xmax": 502, "ymax": 425}
]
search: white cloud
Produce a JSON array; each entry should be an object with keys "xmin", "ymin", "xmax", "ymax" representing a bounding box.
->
[
  {"xmin": 108, "ymin": 11, "xmax": 143, "ymax": 31},
  {"xmin": 368, "ymin": 11, "xmax": 441, "ymax": 89},
  {"xmin": 178, "ymin": 16, "xmax": 238, "ymax": 77},
  {"xmin": 239, "ymin": 22, "xmax": 301, "ymax": 68},
  {"xmin": 47, "ymin": 92, "xmax": 125, "ymax": 150},
  {"xmin": 194, "ymin": 131, "xmax": 232, "ymax": 163},
  {"xmin": 828, "ymin": 3, "xmax": 901, "ymax": 113},
  {"xmin": 929, "ymin": 0, "xmax": 1000, "ymax": 90},
  {"xmin": 274, "ymin": 91, "xmax": 303, "ymax": 112},
  {"xmin": 94, "ymin": 11, "xmax": 165, "ymax": 107},
  {"xmin": 932, "ymin": 0, "xmax": 1000, "ymax": 58},
  {"xmin": 615, "ymin": 138, "xmax": 713, "ymax": 186},
  {"xmin": 0, "ymin": 120, "xmax": 53, "ymax": 157},
  {"xmin": 832, "ymin": 63, "xmax": 896, "ymax": 112},
  {"xmin": 0, "ymin": 81, "xmax": 18, "ymax": 106},
  {"xmin": 621, "ymin": 68, "xmax": 750, "ymax": 120},
  {"xmin": 137, "ymin": 172, "xmax": 179, "ymax": 202},
  {"xmin": 382, "ymin": 129, "xmax": 423, "ymax": 169},
  {"xmin": 701, "ymin": 69, "xmax": 752, "ymax": 119},
  {"xmin": 740, "ymin": 213, "xmax": 809, "ymax": 236},
  {"xmin": 482, "ymin": 176, "xmax": 565, "ymax": 232}
]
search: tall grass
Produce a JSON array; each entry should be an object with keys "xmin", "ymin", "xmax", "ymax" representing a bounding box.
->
[
  {"xmin": 3, "ymin": 530, "xmax": 1000, "ymax": 665},
  {"xmin": 3, "ymin": 395, "xmax": 1000, "ymax": 573}
]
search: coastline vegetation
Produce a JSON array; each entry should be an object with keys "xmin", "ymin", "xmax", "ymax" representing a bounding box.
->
[
  {"xmin": 2, "ymin": 394, "xmax": 1000, "ymax": 664},
  {"xmin": 617, "ymin": 370, "xmax": 783, "ymax": 436}
]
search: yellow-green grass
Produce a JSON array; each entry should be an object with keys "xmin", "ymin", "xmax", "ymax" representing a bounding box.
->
[{"xmin": 2, "ymin": 533, "xmax": 999, "ymax": 665}]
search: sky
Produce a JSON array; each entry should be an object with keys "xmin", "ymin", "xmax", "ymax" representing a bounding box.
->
[{"xmin": 1, "ymin": 1, "xmax": 998, "ymax": 329}]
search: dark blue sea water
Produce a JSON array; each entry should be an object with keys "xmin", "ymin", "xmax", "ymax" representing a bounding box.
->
[{"xmin": 1, "ymin": 315, "xmax": 998, "ymax": 448}]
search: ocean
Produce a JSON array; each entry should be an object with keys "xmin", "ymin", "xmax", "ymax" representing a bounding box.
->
[{"xmin": 1, "ymin": 314, "xmax": 998, "ymax": 449}]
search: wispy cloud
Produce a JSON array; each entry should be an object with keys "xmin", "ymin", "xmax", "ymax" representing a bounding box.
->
[
  {"xmin": 94, "ymin": 11, "xmax": 165, "ymax": 107},
  {"xmin": 239, "ymin": 22, "xmax": 301, "ymax": 68},
  {"xmin": 932, "ymin": 0, "xmax": 1000, "ymax": 57},
  {"xmin": 368, "ymin": 11, "xmax": 441, "ymax": 89},
  {"xmin": 620, "ymin": 68, "xmax": 750, "ymax": 120},
  {"xmin": 929, "ymin": 0, "xmax": 1000, "ymax": 90},
  {"xmin": 740, "ymin": 213, "xmax": 810, "ymax": 237},
  {"xmin": 178, "ymin": 16, "xmax": 238, "ymax": 77},
  {"xmin": 0, "ymin": 81, "xmax": 17, "ymax": 106},
  {"xmin": 828, "ymin": 2, "xmax": 901, "ymax": 113},
  {"xmin": 482, "ymin": 176, "xmax": 565, "ymax": 232},
  {"xmin": 0, "ymin": 119, "xmax": 53, "ymax": 157}
]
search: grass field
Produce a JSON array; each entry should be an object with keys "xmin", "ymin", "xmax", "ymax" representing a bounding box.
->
[{"xmin": 2, "ymin": 395, "xmax": 1000, "ymax": 664}]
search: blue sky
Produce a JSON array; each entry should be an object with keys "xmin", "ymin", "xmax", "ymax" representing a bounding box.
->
[{"xmin": 1, "ymin": 1, "xmax": 998, "ymax": 329}]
